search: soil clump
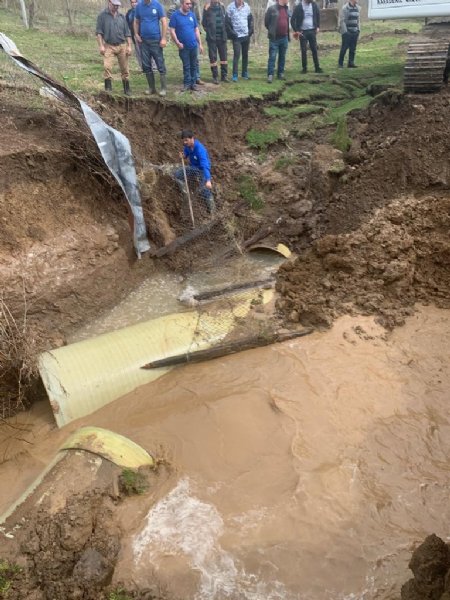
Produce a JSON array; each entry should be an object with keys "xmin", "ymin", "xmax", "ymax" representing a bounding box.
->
[{"xmin": 401, "ymin": 534, "xmax": 450, "ymax": 600}]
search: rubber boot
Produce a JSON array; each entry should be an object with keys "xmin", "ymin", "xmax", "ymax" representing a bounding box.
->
[
  {"xmin": 123, "ymin": 80, "xmax": 131, "ymax": 96},
  {"xmin": 211, "ymin": 65, "xmax": 219, "ymax": 85},
  {"xmin": 159, "ymin": 73, "xmax": 167, "ymax": 97},
  {"xmin": 104, "ymin": 78, "xmax": 112, "ymax": 92},
  {"xmin": 220, "ymin": 64, "xmax": 229, "ymax": 83},
  {"xmin": 145, "ymin": 72, "xmax": 157, "ymax": 95},
  {"xmin": 205, "ymin": 194, "xmax": 216, "ymax": 214}
]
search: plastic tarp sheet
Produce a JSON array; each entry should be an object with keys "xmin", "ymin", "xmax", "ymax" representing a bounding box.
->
[{"xmin": 0, "ymin": 32, "xmax": 150, "ymax": 257}]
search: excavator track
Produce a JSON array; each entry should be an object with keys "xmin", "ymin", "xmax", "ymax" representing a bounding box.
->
[{"xmin": 404, "ymin": 41, "xmax": 450, "ymax": 93}]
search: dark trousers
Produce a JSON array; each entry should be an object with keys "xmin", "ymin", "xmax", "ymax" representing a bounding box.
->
[
  {"xmin": 268, "ymin": 36, "xmax": 288, "ymax": 76},
  {"xmin": 232, "ymin": 36, "xmax": 249, "ymax": 76},
  {"xmin": 338, "ymin": 31, "xmax": 359, "ymax": 66},
  {"xmin": 300, "ymin": 29, "xmax": 320, "ymax": 71},
  {"xmin": 207, "ymin": 39, "xmax": 228, "ymax": 65},
  {"xmin": 208, "ymin": 38, "xmax": 228, "ymax": 79},
  {"xmin": 141, "ymin": 39, "xmax": 166, "ymax": 74},
  {"xmin": 179, "ymin": 46, "xmax": 198, "ymax": 88}
]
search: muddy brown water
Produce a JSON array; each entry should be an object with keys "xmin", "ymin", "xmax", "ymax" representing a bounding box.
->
[{"xmin": 1, "ymin": 304, "xmax": 449, "ymax": 599}]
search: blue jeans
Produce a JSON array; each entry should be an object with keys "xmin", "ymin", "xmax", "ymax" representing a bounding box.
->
[
  {"xmin": 141, "ymin": 39, "xmax": 166, "ymax": 74},
  {"xmin": 179, "ymin": 46, "xmax": 198, "ymax": 88},
  {"xmin": 174, "ymin": 165, "xmax": 213, "ymax": 209},
  {"xmin": 268, "ymin": 36, "xmax": 288, "ymax": 77},
  {"xmin": 338, "ymin": 31, "xmax": 359, "ymax": 66}
]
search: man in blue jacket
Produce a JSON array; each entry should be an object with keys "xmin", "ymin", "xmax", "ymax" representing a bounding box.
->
[
  {"xmin": 169, "ymin": 0, "xmax": 204, "ymax": 91},
  {"xmin": 174, "ymin": 129, "xmax": 215, "ymax": 213}
]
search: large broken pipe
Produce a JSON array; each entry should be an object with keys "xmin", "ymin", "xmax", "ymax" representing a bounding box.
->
[{"xmin": 38, "ymin": 289, "xmax": 274, "ymax": 428}]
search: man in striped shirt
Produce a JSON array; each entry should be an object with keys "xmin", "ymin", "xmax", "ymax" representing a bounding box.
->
[{"xmin": 338, "ymin": 0, "xmax": 360, "ymax": 68}]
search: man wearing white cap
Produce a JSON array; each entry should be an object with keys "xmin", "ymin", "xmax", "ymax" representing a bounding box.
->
[{"xmin": 96, "ymin": 0, "xmax": 133, "ymax": 95}]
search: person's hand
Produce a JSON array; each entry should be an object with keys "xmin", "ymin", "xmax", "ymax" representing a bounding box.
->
[
  {"xmin": 135, "ymin": 33, "xmax": 142, "ymax": 43},
  {"xmin": 205, "ymin": 180, "xmax": 212, "ymax": 189},
  {"xmin": 316, "ymin": 27, "xmax": 320, "ymax": 33},
  {"xmin": 126, "ymin": 46, "xmax": 132, "ymax": 55},
  {"xmin": 199, "ymin": 44, "xmax": 204, "ymax": 54},
  {"xmin": 99, "ymin": 45, "xmax": 106, "ymax": 55},
  {"xmin": 293, "ymin": 31, "xmax": 299, "ymax": 40},
  {"xmin": 160, "ymin": 37, "xmax": 167, "ymax": 48},
  {"xmin": 177, "ymin": 41, "xmax": 184, "ymax": 49},
  {"xmin": 179, "ymin": 151, "xmax": 184, "ymax": 159}
]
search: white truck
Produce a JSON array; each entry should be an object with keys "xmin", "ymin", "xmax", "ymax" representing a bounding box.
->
[{"xmin": 368, "ymin": 0, "xmax": 450, "ymax": 91}]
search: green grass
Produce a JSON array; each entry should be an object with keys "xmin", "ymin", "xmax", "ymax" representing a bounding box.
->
[
  {"xmin": 246, "ymin": 126, "xmax": 285, "ymax": 151},
  {"xmin": 0, "ymin": 559, "xmax": 21, "ymax": 596},
  {"xmin": 274, "ymin": 154, "xmax": 297, "ymax": 170},
  {"xmin": 330, "ymin": 116, "xmax": 351, "ymax": 152},
  {"xmin": 119, "ymin": 468, "xmax": 149, "ymax": 496},
  {"xmin": 237, "ymin": 174, "xmax": 264, "ymax": 210},
  {"xmin": 108, "ymin": 589, "xmax": 132, "ymax": 600}
]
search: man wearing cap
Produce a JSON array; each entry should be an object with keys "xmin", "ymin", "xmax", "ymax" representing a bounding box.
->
[
  {"xmin": 134, "ymin": 0, "xmax": 168, "ymax": 96},
  {"xmin": 174, "ymin": 129, "xmax": 215, "ymax": 213},
  {"xmin": 96, "ymin": 0, "xmax": 133, "ymax": 95},
  {"xmin": 169, "ymin": 0, "xmax": 204, "ymax": 92}
]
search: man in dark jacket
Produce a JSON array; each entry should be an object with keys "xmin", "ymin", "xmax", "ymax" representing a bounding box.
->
[
  {"xmin": 291, "ymin": 0, "xmax": 323, "ymax": 74},
  {"xmin": 264, "ymin": 0, "xmax": 290, "ymax": 83},
  {"xmin": 225, "ymin": 0, "xmax": 254, "ymax": 82},
  {"xmin": 202, "ymin": 0, "xmax": 229, "ymax": 83}
]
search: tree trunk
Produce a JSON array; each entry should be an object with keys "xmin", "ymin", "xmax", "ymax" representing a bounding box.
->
[
  {"xmin": 28, "ymin": 0, "xmax": 36, "ymax": 29},
  {"xmin": 64, "ymin": 0, "xmax": 74, "ymax": 27},
  {"xmin": 19, "ymin": 0, "xmax": 29, "ymax": 28}
]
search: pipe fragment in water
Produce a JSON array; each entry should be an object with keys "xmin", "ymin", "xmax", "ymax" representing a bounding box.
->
[{"xmin": 0, "ymin": 427, "xmax": 153, "ymax": 527}]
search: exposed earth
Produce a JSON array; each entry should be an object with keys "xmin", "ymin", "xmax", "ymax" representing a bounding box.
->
[{"xmin": 0, "ymin": 77, "xmax": 449, "ymax": 598}]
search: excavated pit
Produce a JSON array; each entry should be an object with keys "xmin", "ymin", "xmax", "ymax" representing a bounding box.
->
[{"xmin": 0, "ymin": 84, "xmax": 449, "ymax": 599}]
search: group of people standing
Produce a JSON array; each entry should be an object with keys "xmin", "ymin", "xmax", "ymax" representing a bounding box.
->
[
  {"xmin": 264, "ymin": 0, "xmax": 360, "ymax": 82},
  {"xmin": 95, "ymin": 0, "xmax": 360, "ymax": 96}
]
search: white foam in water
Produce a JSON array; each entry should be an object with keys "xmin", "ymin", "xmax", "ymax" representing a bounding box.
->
[{"xmin": 133, "ymin": 477, "xmax": 292, "ymax": 600}]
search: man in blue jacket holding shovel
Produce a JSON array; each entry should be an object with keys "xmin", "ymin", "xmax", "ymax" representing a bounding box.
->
[{"xmin": 174, "ymin": 130, "xmax": 215, "ymax": 213}]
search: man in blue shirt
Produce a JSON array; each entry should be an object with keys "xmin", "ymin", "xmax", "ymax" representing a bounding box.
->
[
  {"xmin": 174, "ymin": 129, "xmax": 215, "ymax": 213},
  {"xmin": 134, "ymin": 0, "xmax": 168, "ymax": 96},
  {"xmin": 169, "ymin": 0, "xmax": 204, "ymax": 91}
]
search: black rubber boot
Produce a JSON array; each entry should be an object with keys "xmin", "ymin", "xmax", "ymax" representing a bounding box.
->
[
  {"xmin": 220, "ymin": 64, "xmax": 229, "ymax": 82},
  {"xmin": 104, "ymin": 78, "xmax": 112, "ymax": 92},
  {"xmin": 123, "ymin": 80, "xmax": 131, "ymax": 96},
  {"xmin": 145, "ymin": 72, "xmax": 157, "ymax": 95},
  {"xmin": 211, "ymin": 65, "xmax": 219, "ymax": 84},
  {"xmin": 159, "ymin": 73, "xmax": 167, "ymax": 97}
]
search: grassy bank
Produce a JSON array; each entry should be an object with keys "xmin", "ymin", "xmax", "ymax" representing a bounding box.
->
[{"xmin": 0, "ymin": 8, "xmax": 423, "ymax": 143}]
